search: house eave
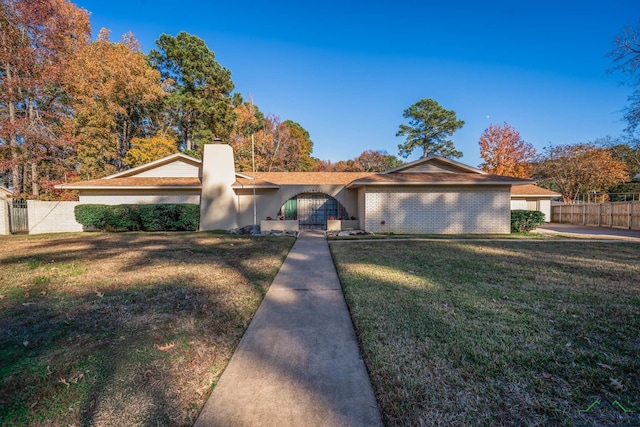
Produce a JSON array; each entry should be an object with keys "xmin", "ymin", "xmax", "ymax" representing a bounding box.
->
[
  {"xmin": 232, "ymin": 184, "xmax": 281, "ymax": 190},
  {"xmin": 511, "ymin": 194, "xmax": 560, "ymax": 198},
  {"xmin": 346, "ymin": 181, "xmax": 529, "ymax": 189},
  {"xmin": 55, "ymin": 185, "xmax": 202, "ymax": 190}
]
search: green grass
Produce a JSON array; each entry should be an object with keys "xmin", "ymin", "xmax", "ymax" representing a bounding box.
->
[
  {"xmin": 328, "ymin": 231, "xmax": 566, "ymax": 241},
  {"xmin": 0, "ymin": 232, "xmax": 294, "ymax": 426},
  {"xmin": 330, "ymin": 240, "xmax": 640, "ymax": 426}
]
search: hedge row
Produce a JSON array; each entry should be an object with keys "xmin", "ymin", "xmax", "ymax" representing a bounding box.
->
[
  {"xmin": 74, "ymin": 204, "xmax": 200, "ymax": 232},
  {"xmin": 511, "ymin": 209, "xmax": 545, "ymax": 233}
]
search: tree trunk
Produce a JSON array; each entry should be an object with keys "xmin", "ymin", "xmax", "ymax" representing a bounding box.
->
[
  {"xmin": 27, "ymin": 99, "xmax": 38, "ymax": 196},
  {"xmin": 22, "ymin": 165, "xmax": 28, "ymax": 195},
  {"xmin": 6, "ymin": 65, "xmax": 21, "ymax": 193},
  {"xmin": 31, "ymin": 161, "xmax": 39, "ymax": 197}
]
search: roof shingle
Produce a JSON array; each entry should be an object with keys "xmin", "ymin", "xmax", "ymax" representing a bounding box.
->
[{"xmin": 58, "ymin": 177, "xmax": 202, "ymax": 189}]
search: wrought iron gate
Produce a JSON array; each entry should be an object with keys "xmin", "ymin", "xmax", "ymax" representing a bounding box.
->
[
  {"xmin": 295, "ymin": 193, "xmax": 348, "ymax": 230},
  {"xmin": 9, "ymin": 198, "xmax": 28, "ymax": 234}
]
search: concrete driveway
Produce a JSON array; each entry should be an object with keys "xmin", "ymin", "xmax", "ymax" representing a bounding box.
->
[{"xmin": 535, "ymin": 223, "xmax": 640, "ymax": 242}]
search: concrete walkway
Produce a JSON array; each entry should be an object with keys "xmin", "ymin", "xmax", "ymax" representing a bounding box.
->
[{"xmin": 194, "ymin": 231, "xmax": 382, "ymax": 427}]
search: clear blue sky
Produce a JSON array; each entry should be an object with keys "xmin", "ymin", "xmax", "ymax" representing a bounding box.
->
[{"xmin": 76, "ymin": 0, "xmax": 638, "ymax": 167}]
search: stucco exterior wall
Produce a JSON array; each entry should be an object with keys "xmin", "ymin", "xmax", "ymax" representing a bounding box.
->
[
  {"xmin": 200, "ymin": 144, "xmax": 238, "ymax": 231},
  {"xmin": 363, "ymin": 186, "xmax": 511, "ymax": 234},
  {"xmin": 0, "ymin": 201, "xmax": 9, "ymax": 235},
  {"xmin": 539, "ymin": 199, "xmax": 551, "ymax": 222},
  {"xmin": 234, "ymin": 185, "xmax": 360, "ymax": 227},
  {"xmin": 510, "ymin": 198, "xmax": 551, "ymax": 222},
  {"xmin": 79, "ymin": 190, "xmax": 200, "ymax": 205},
  {"xmin": 27, "ymin": 200, "xmax": 83, "ymax": 234}
]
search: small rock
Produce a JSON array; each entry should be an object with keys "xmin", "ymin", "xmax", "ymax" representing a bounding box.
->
[{"xmin": 240, "ymin": 224, "xmax": 261, "ymax": 235}]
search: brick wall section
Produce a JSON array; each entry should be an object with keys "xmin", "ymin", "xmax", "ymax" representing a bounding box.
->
[
  {"xmin": 0, "ymin": 201, "xmax": 9, "ymax": 235},
  {"xmin": 27, "ymin": 200, "xmax": 83, "ymax": 234},
  {"xmin": 363, "ymin": 186, "xmax": 511, "ymax": 234}
]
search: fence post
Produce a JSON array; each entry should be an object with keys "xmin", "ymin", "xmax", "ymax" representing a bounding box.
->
[
  {"xmin": 0, "ymin": 200, "xmax": 9, "ymax": 235},
  {"xmin": 629, "ymin": 202, "xmax": 632, "ymax": 230},
  {"xmin": 570, "ymin": 205, "xmax": 573, "ymax": 224},
  {"xmin": 610, "ymin": 204, "xmax": 613, "ymax": 228}
]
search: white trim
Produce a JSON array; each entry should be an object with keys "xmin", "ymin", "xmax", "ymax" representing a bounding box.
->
[
  {"xmin": 347, "ymin": 180, "xmax": 529, "ymax": 189},
  {"xmin": 63, "ymin": 185, "xmax": 201, "ymax": 190}
]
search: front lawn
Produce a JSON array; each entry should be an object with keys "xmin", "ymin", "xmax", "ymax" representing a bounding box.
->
[
  {"xmin": 0, "ymin": 232, "xmax": 294, "ymax": 426},
  {"xmin": 331, "ymin": 240, "xmax": 640, "ymax": 426}
]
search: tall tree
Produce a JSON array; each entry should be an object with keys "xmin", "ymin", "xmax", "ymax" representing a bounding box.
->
[
  {"xmin": 352, "ymin": 150, "xmax": 403, "ymax": 172},
  {"xmin": 312, "ymin": 150, "xmax": 402, "ymax": 172},
  {"xmin": 228, "ymin": 101, "xmax": 265, "ymax": 170},
  {"xmin": 124, "ymin": 135, "xmax": 178, "ymax": 168},
  {"xmin": 148, "ymin": 32, "xmax": 235, "ymax": 153},
  {"xmin": 396, "ymin": 98, "xmax": 464, "ymax": 159},
  {"xmin": 275, "ymin": 120, "xmax": 315, "ymax": 172},
  {"xmin": 228, "ymin": 102, "xmax": 315, "ymax": 172},
  {"xmin": 478, "ymin": 122, "xmax": 536, "ymax": 178},
  {"xmin": 533, "ymin": 143, "xmax": 629, "ymax": 204},
  {"xmin": 0, "ymin": 0, "xmax": 90, "ymax": 195},
  {"xmin": 610, "ymin": 20, "xmax": 640, "ymax": 133},
  {"xmin": 600, "ymin": 136, "xmax": 640, "ymax": 197},
  {"xmin": 64, "ymin": 29, "xmax": 165, "ymax": 178}
]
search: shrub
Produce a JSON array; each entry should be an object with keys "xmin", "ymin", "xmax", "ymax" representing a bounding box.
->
[
  {"xmin": 74, "ymin": 205, "xmax": 110, "ymax": 230},
  {"xmin": 138, "ymin": 204, "xmax": 199, "ymax": 231},
  {"xmin": 75, "ymin": 204, "xmax": 199, "ymax": 232},
  {"xmin": 511, "ymin": 210, "xmax": 545, "ymax": 233}
]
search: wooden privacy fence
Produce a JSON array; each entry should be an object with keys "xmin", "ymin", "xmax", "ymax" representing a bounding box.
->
[{"xmin": 550, "ymin": 201, "xmax": 640, "ymax": 230}]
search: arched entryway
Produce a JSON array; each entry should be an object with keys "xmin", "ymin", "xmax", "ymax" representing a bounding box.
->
[{"xmin": 279, "ymin": 193, "xmax": 349, "ymax": 230}]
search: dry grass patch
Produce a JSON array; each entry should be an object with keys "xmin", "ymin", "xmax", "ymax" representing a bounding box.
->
[
  {"xmin": 0, "ymin": 232, "xmax": 294, "ymax": 426},
  {"xmin": 331, "ymin": 240, "xmax": 640, "ymax": 426}
]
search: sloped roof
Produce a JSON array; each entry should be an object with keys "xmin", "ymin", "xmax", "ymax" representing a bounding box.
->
[
  {"xmin": 106, "ymin": 153, "xmax": 201, "ymax": 179},
  {"xmin": 344, "ymin": 156, "xmax": 532, "ymax": 188},
  {"xmin": 381, "ymin": 155, "xmax": 488, "ymax": 175},
  {"xmin": 234, "ymin": 172, "xmax": 375, "ymax": 187},
  {"xmin": 511, "ymin": 184, "xmax": 561, "ymax": 197},
  {"xmin": 56, "ymin": 153, "xmax": 203, "ymax": 190},
  {"xmin": 347, "ymin": 172, "xmax": 530, "ymax": 187},
  {"xmin": 58, "ymin": 177, "xmax": 202, "ymax": 189},
  {"xmin": 55, "ymin": 152, "xmax": 533, "ymax": 191}
]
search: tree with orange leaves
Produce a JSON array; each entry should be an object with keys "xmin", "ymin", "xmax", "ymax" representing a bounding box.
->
[
  {"xmin": 0, "ymin": 0, "xmax": 91, "ymax": 195},
  {"xmin": 64, "ymin": 29, "xmax": 165, "ymax": 179},
  {"xmin": 534, "ymin": 143, "xmax": 629, "ymax": 204},
  {"xmin": 478, "ymin": 122, "xmax": 536, "ymax": 178}
]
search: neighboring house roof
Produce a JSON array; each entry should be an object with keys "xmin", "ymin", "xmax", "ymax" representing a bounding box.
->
[{"xmin": 511, "ymin": 184, "xmax": 561, "ymax": 197}]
